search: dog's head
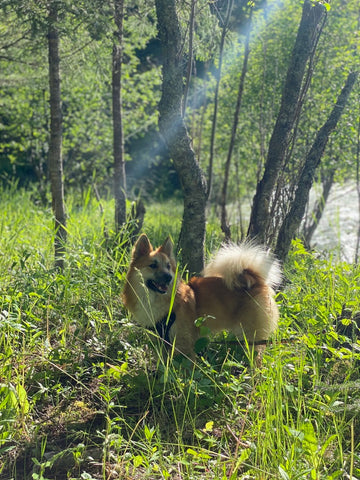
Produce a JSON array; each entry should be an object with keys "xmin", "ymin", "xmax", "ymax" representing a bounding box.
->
[{"xmin": 131, "ymin": 234, "xmax": 176, "ymax": 295}]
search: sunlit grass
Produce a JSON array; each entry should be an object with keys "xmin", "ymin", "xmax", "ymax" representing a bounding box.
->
[{"xmin": 0, "ymin": 187, "xmax": 359, "ymax": 479}]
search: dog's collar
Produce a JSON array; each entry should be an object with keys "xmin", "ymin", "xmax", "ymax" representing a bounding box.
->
[{"xmin": 155, "ymin": 312, "xmax": 176, "ymax": 344}]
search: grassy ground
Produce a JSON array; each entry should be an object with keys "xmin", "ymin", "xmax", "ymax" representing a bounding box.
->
[{"xmin": 0, "ymin": 186, "xmax": 359, "ymax": 480}]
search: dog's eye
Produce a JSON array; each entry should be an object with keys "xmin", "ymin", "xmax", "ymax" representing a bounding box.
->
[
  {"xmin": 166, "ymin": 263, "xmax": 171, "ymax": 270},
  {"xmin": 149, "ymin": 263, "xmax": 157, "ymax": 269}
]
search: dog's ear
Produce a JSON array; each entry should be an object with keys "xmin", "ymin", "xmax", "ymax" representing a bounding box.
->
[
  {"xmin": 159, "ymin": 236, "xmax": 174, "ymax": 258},
  {"xmin": 132, "ymin": 234, "xmax": 152, "ymax": 259}
]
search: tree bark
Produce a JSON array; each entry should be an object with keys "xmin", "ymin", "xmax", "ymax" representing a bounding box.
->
[
  {"xmin": 48, "ymin": 0, "xmax": 66, "ymax": 270},
  {"xmin": 113, "ymin": 0, "xmax": 126, "ymax": 232},
  {"xmin": 207, "ymin": 0, "xmax": 233, "ymax": 200},
  {"xmin": 182, "ymin": 0, "xmax": 196, "ymax": 117},
  {"xmin": 275, "ymin": 71, "xmax": 358, "ymax": 262},
  {"xmin": 155, "ymin": 0, "xmax": 207, "ymax": 273},
  {"xmin": 247, "ymin": 0, "xmax": 326, "ymax": 244}
]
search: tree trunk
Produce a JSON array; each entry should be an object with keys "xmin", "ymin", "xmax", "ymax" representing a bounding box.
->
[
  {"xmin": 48, "ymin": 0, "xmax": 66, "ymax": 270},
  {"xmin": 220, "ymin": 16, "xmax": 251, "ymax": 241},
  {"xmin": 182, "ymin": 0, "xmax": 196, "ymax": 117},
  {"xmin": 207, "ymin": 0, "xmax": 233, "ymax": 200},
  {"xmin": 275, "ymin": 71, "xmax": 358, "ymax": 262},
  {"xmin": 113, "ymin": 0, "xmax": 126, "ymax": 232},
  {"xmin": 247, "ymin": 0, "xmax": 326, "ymax": 244},
  {"xmin": 155, "ymin": 0, "xmax": 207, "ymax": 274}
]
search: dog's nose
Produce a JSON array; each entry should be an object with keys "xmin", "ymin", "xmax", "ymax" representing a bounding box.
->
[{"xmin": 162, "ymin": 273, "xmax": 173, "ymax": 284}]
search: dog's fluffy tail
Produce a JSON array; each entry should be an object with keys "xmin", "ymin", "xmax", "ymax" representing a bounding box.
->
[{"xmin": 203, "ymin": 242, "xmax": 282, "ymax": 290}]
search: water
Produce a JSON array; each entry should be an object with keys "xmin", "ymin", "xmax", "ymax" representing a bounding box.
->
[
  {"xmin": 311, "ymin": 183, "xmax": 359, "ymax": 263},
  {"xmin": 227, "ymin": 183, "xmax": 359, "ymax": 262}
]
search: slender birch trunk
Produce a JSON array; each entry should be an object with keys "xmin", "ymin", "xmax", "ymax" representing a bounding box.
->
[
  {"xmin": 248, "ymin": 0, "xmax": 326, "ymax": 244},
  {"xmin": 155, "ymin": 0, "xmax": 207, "ymax": 273},
  {"xmin": 113, "ymin": 0, "xmax": 126, "ymax": 232},
  {"xmin": 48, "ymin": 0, "xmax": 66, "ymax": 270},
  {"xmin": 275, "ymin": 71, "xmax": 358, "ymax": 261},
  {"xmin": 220, "ymin": 16, "xmax": 251, "ymax": 241}
]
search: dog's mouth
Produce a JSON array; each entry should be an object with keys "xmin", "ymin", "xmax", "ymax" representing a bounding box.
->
[{"xmin": 146, "ymin": 279, "xmax": 170, "ymax": 294}]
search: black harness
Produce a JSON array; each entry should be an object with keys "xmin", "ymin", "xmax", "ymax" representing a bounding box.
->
[{"xmin": 155, "ymin": 312, "xmax": 176, "ymax": 344}]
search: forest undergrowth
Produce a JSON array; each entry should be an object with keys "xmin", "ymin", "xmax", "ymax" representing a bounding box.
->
[{"xmin": 0, "ymin": 187, "xmax": 360, "ymax": 480}]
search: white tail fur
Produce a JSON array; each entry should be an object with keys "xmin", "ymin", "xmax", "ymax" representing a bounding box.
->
[{"xmin": 203, "ymin": 242, "xmax": 282, "ymax": 289}]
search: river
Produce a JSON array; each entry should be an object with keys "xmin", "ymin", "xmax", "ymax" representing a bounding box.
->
[{"xmin": 311, "ymin": 183, "xmax": 359, "ymax": 263}]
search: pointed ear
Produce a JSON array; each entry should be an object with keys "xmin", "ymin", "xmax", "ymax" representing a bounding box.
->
[
  {"xmin": 132, "ymin": 234, "xmax": 152, "ymax": 260},
  {"xmin": 159, "ymin": 236, "xmax": 174, "ymax": 258}
]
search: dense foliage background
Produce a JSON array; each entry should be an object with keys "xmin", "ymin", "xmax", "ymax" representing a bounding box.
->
[{"xmin": 1, "ymin": 0, "xmax": 358, "ymax": 208}]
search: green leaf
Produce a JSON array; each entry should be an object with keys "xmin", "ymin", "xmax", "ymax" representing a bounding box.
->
[
  {"xmin": 194, "ymin": 337, "xmax": 210, "ymax": 353},
  {"xmin": 278, "ymin": 465, "xmax": 290, "ymax": 480},
  {"xmin": 203, "ymin": 421, "xmax": 214, "ymax": 432},
  {"xmin": 133, "ymin": 455, "xmax": 144, "ymax": 468}
]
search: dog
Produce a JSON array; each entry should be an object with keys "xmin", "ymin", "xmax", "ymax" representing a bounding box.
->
[{"xmin": 123, "ymin": 234, "xmax": 281, "ymax": 357}]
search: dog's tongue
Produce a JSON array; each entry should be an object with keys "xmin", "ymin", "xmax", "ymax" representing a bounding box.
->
[
  {"xmin": 156, "ymin": 282, "xmax": 168, "ymax": 293},
  {"xmin": 147, "ymin": 278, "xmax": 169, "ymax": 294}
]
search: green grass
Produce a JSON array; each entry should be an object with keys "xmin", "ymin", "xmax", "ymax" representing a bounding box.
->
[{"xmin": 0, "ymin": 186, "xmax": 359, "ymax": 480}]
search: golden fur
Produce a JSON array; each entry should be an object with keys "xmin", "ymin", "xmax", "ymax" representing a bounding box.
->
[{"xmin": 123, "ymin": 234, "xmax": 281, "ymax": 356}]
